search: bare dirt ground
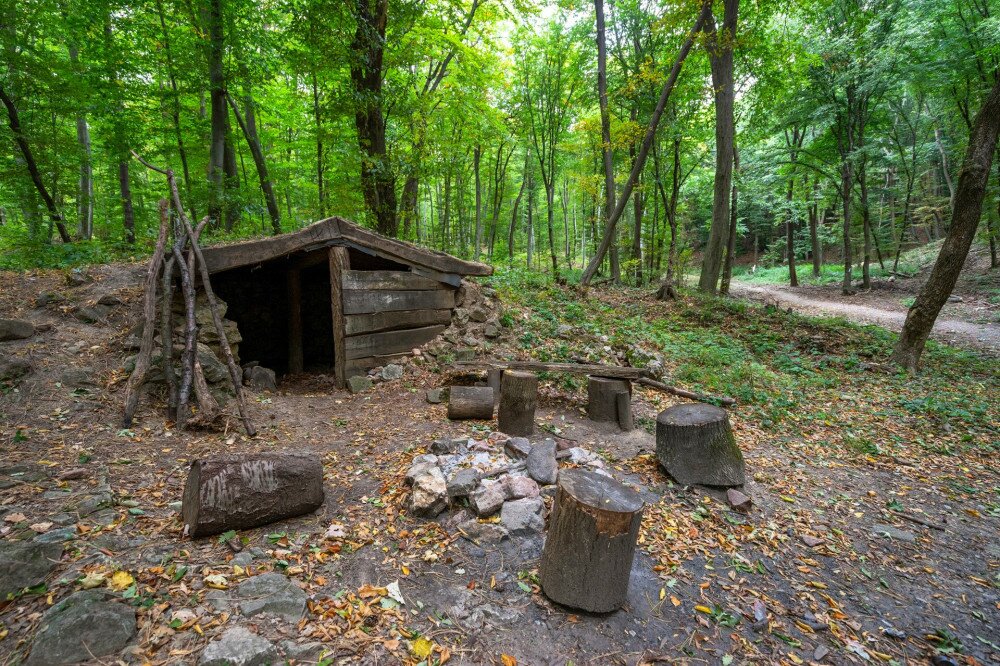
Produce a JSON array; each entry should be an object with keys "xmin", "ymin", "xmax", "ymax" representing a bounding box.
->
[
  {"xmin": 1, "ymin": 265, "xmax": 998, "ymax": 666},
  {"xmin": 730, "ymin": 246, "xmax": 1000, "ymax": 354}
]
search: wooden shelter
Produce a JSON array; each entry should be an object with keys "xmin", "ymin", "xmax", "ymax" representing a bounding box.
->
[{"xmin": 200, "ymin": 217, "xmax": 492, "ymax": 387}]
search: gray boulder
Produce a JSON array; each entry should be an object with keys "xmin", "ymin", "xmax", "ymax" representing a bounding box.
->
[
  {"xmin": 381, "ymin": 364, "xmax": 404, "ymax": 381},
  {"xmin": 500, "ymin": 498, "xmax": 546, "ymax": 536},
  {"xmin": 426, "ymin": 388, "xmax": 446, "ymax": 404},
  {"xmin": 0, "ymin": 318, "xmax": 34, "ymax": 342},
  {"xmin": 457, "ymin": 519, "xmax": 509, "ymax": 544},
  {"xmin": 247, "ymin": 366, "xmax": 277, "ymax": 391},
  {"xmin": 236, "ymin": 572, "xmax": 307, "ymax": 621},
  {"xmin": 502, "ymin": 475, "xmax": 540, "ymax": 500},
  {"xmin": 0, "ymin": 356, "xmax": 31, "ymax": 383},
  {"xmin": 447, "ymin": 469, "xmax": 481, "ymax": 498},
  {"xmin": 409, "ymin": 466, "xmax": 448, "ymax": 517},
  {"xmin": 75, "ymin": 304, "xmax": 111, "ymax": 323},
  {"xmin": 347, "ymin": 375, "xmax": 372, "ymax": 394},
  {"xmin": 526, "ymin": 439, "xmax": 558, "ymax": 485},
  {"xmin": 0, "ymin": 541, "xmax": 62, "ymax": 598},
  {"xmin": 26, "ymin": 590, "xmax": 135, "ymax": 665},
  {"xmin": 200, "ymin": 627, "xmax": 278, "ymax": 666},
  {"xmin": 504, "ymin": 437, "xmax": 531, "ymax": 459},
  {"xmin": 470, "ymin": 481, "xmax": 506, "ymax": 517},
  {"xmin": 197, "ymin": 343, "xmax": 229, "ymax": 384}
]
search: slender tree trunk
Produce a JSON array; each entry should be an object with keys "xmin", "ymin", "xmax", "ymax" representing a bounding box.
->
[
  {"xmin": 698, "ymin": 0, "xmax": 739, "ymax": 294},
  {"xmin": 720, "ymin": 145, "xmax": 740, "ymax": 295},
  {"xmin": 934, "ymin": 125, "xmax": 955, "ymax": 210},
  {"xmin": 206, "ymin": 0, "xmax": 226, "ymax": 227},
  {"xmin": 546, "ymin": 184, "xmax": 558, "ymax": 275},
  {"xmin": 311, "ymin": 71, "xmax": 325, "ymax": 217},
  {"xmin": 156, "ymin": 0, "xmax": 193, "ymax": 219},
  {"xmin": 68, "ymin": 44, "xmax": 93, "ymax": 239},
  {"xmin": 892, "ymin": 76, "xmax": 1000, "ymax": 371},
  {"xmin": 527, "ymin": 169, "xmax": 535, "ymax": 268},
  {"xmin": 0, "ymin": 86, "xmax": 72, "ymax": 243},
  {"xmin": 810, "ymin": 177, "xmax": 821, "ymax": 276},
  {"xmin": 119, "ymin": 161, "xmax": 135, "ymax": 243},
  {"xmin": 508, "ymin": 153, "xmax": 528, "ymax": 264},
  {"xmin": 227, "ymin": 93, "xmax": 280, "ymax": 234},
  {"xmin": 474, "ymin": 145, "xmax": 483, "ymax": 260}
]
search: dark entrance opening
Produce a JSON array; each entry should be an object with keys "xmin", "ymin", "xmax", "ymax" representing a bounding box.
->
[{"xmin": 212, "ymin": 250, "xmax": 333, "ymax": 376}]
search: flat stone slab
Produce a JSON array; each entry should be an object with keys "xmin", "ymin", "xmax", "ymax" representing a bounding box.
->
[
  {"xmin": 26, "ymin": 590, "xmax": 136, "ymax": 665},
  {"xmin": 0, "ymin": 541, "xmax": 62, "ymax": 598},
  {"xmin": 871, "ymin": 524, "xmax": 916, "ymax": 542},
  {"xmin": 200, "ymin": 626, "xmax": 278, "ymax": 666},
  {"xmin": 526, "ymin": 440, "xmax": 558, "ymax": 485},
  {"xmin": 236, "ymin": 573, "xmax": 307, "ymax": 621}
]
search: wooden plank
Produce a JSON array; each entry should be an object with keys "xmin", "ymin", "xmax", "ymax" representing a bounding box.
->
[
  {"xmin": 202, "ymin": 218, "xmax": 340, "ymax": 273},
  {"xmin": 455, "ymin": 360, "xmax": 651, "ymax": 380},
  {"xmin": 337, "ymin": 218, "xmax": 492, "ymax": 276},
  {"xmin": 344, "ymin": 353, "xmax": 411, "ymax": 378},
  {"xmin": 328, "ymin": 246, "xmax": 350, "ymax": 388},
  {"xmin": 342, "ymin": 270, "xmax": 448, "ymax": 291},
  {"xmin": 344, "ymin": 308, "xmax": 452, "ymax": 336},
  {"xmin": 342, "ymin": 289, "xmax": 455, "ymax": 315},
  {"xmin": 287, "ymin": 267, "xmax": 303, "ymax": 374},
  {"xmin": 344, "ymin": 325, "xmax": 446, "ymax": 360}
]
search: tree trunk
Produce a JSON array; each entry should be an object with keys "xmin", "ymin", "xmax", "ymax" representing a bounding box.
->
[
  {"xmin": 474, "ymin": 145, "xmax": 483, "ymax": 260},
  {"xmin": 891, "ymin": 75, "xmax": 1000, "ymax": 371},
  {"xmin": 841, "ymin": 156, "xmax": 853, "ymax": 294},
  {"xmin": 497, "ymin": 370, "xmax": 538, "ymax": 437},
  {"xmin": 312, "ymin": 71, "xmax": 325, "ymax": 217},
  {"xmin": 586, "ymin": 376, "xmax": 631, "ymax": 423},
  {"xmin": 119, "ymin": 160, "xmax": 136, "ymax": 244},
  {"xmin": 810, "ymin": 177, "xmax": 821, "ymax": 276},
  {"xmin": 656, "ymin": 403, "xmax": 744, "ymax": 487},
  {"xmin": 68, "ymin": 43, "xmax": 93, "ymax": 240},
  {"xmin": 540, "ymin": 469, "xmax": 644, "ymax": 613},
  {"xmin": 227, "ymin": 93, "xmax": 281, "ymax": 234},
  {"xmin": 157, "ymin": 0, "xmax": 193, "ymax": 219},
  {"xmin": 508, "ymin": 155, "xmax": 528, "ymax": 264},
  {"xmin": 181, "ymin": 453, "xmax": 324, "ymax": 538},
  {"xmin": 447, "ymin": 386, "xmax": 495, "ymax": 420},
  {"xmin": 720, "ymin": 144, "xmax": 740, "ymax": 295},
  {"xmin": 787, "ymin": 176, "xmax": 798, "ymax": 286},
  {"xmin": 934, "ymin": 125, "xmax": 955, "ymax": 210},
  {"xmin": 206, "ymin": 0, "xmax": 226, "ymax": 227},
  {"xmin": 698, "ymin": 0, "xmax": 738, "ymax": 294}
]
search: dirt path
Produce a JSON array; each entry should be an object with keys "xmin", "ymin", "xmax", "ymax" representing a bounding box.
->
[{"xmin": 730, "ymin": 281, "xmax": 1000, "ymax": 353}]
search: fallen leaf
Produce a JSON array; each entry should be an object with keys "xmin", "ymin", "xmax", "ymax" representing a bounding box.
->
[
  {"xmin": 29, "ymin": 522, "xmax": 53, "ymax": 533},
  {"xmin": 204, "ymin": 574, "xmax": 228, "ymax": 590},
  {"xmin": 108, "ymin": 570, "xmax": 134, "ymax": 591},
  {"xmin": 4, "ymin": 513, "xmax": 27, "ymax": 524},
  {"xmin": 501, "ymin": 655, "xmax": 517, "ymax": 666},
  {"xmin": 411, "ymin": 637, "xmax": 433, "ymax": 659},
  {"xmin": 79, "ymin": 572, "xmax": 106, "ymax": 589}
]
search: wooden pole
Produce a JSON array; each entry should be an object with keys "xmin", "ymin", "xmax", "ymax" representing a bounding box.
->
[
  {"xmin": 328, "ymin": 246, "xmax": 349, "ymax": 388},
  {"xmin": 287, "ymin": 266, "xmax": 303, "ymax": 374}
]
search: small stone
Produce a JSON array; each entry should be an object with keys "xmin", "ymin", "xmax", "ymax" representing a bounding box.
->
[
  {"xmin": 231, "ymin": 551, "xmax": 254, "ymax": 566},
  {"xmin": 526, "ymin": 439, "xmax": 558, "ymax": 485},
  {"xmin": 75, "ymin": 304, "xmax": 111, "ymax": 323},
  {"xmin": 814, "ymin": 645, "xmax": 829, "ymax": 662},
  {"xmin": 0, "ymin": 318, "xmax": 35, "ymax": 341},
  {"xmin": 457, "ymin": 519, "xmax": 509, "ymax": 544},
  {"xmin": 726, "ymin": 489, "xmax": 752, "ymax": 513},
  {"xmin": 871, "ymin": 524, "xmax": 916, "ymax": 542},
  {"xmin": 381, "ymin": 364, "xmax": 404, "ymax": 381},
  {"xmin": 405, "ymin": 460, "xmax": 438, "ymax": 485},
  {"xmin": 347, "ymin": 375, "xmax": 373, "ymax": 394},
  {"xmin": 801, "ymin": 535, "xmax": 824, "ymax": 547},
  {"xmin": 199, "ymin": 627, "xmax": 278, "ymax": 666},
  {"xmin": 59, "ymin": 367, "xmax": 96, "ymax": 387},
  {"xmin": 447, "ymin": 469, "xmax": 481, "ymax": 498},
  {"xmin": 0, "ymin": 355, "xmax": 32, "ymax": 383},
  {"xmin": 409, "ymin": 466, "xmax": 448, "ymax": 517},
  {"xmin": 484, "ymin": 322, "xmax": 501, "ymax": 338},
  {"xmin": 57, "ymin": 468, "xmax": 89, "ymax": 481},
  {"xmin": 470, "ymin": 481, "xmax": 506, "ymax": 517},
  {"xmin": 96, "ymin": 293, "xmax": 123, "ymax": 307},
  {"xmin": 26, "ymin": 590, "xmax": 135, "ymax": 665},
  {"xmin": 204, "ymin": 589, "xmax": 231, "ymax": 612},
  {"xmin": 247, "ymin": 366, "xmax": 277, "ymax": 391},
  {"xmin": 33, "ymin": 527, "xmax": 77, "ymax": 544},
  {"xmin": 0, "ymin": 541, "xmax": 62, "ymax": 598},
  {"xmin": 469, "ymin": 307, "xmax": 490, "ymax": 323},
  {"xmin": 430, "ymin": 438, "xmax": 457, "ymax": 454},
  {"xmin": 453, "ymin": 347, "xmax": 476, "ymax": 362},
  {"xmin": 426, "ymin": 388, "xmax": 446, "ymax": 404},
  {"xmin": 504, "ymin": 437, "xmax": 531, "ymax": 459},
  {"xmin": 500, "ymin": 498, "xmax": 546, "ymax": 536},
  {"xmin": 236, "ymin": 572, "xmax": 307, "ymax": 621},
  {"xmin": 502, "ymin": 475, "xmax": 540, "ymax": 500}
]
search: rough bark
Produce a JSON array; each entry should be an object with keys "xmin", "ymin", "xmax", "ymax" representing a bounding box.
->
[
  {"xmin": 615, "ymin": 391, "xmax": 634, "ymax": 431},
  {"xmin": 497, "ymin": 370, "xmax": 538, "ymax": 437},
  {"xmin": 698, "ymin": 0, "xmax": 739, "ymax": 294},
  {"xmin": 720, "ymin": 144, "xmax": 740, "ymax": 295},
  {"xmin": 656, "ymin": 403, "xmax": 744, "ymax": 487},
  {"xmin": 473, "ymin": 145, "xmax": 483, "ymax": 260},
  {"xmin": 540, "ymin": 468, "xmax": 645, "ymax": 613},
  {"xmin": 586, "ymin": 376, "xmax": 631, "ymax": 423},
  {"xmin": 181, "ymin": 453, "xmax": 324, "ymax": 538},
  {"xmin": 68, "ymin": 43, "xmax": 93, "ymax": 239},
  {"xmin": 206, "ymin": 0, "xmax": 226, "ymax": 227},
  {"xmin": 447, "ymin": 386, "xmax": 496, "ymax": 420},
  {"xmin": 226, "ymin": 93, "xmax": 281, "ymax": 234},
  {"xmin": 891, "ymin": 75, "xmax": 1000, "ymax": 371}
]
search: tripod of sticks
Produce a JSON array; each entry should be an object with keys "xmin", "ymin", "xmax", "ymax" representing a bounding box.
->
[{"xmin": 121, "ymin": 153, "xmax": 256, "ymax": 437}]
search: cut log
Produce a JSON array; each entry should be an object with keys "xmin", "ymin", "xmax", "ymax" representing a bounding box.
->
[
  {"xmin": 447, "ymin": 386, "xmax": 495, "ymax": 420},
  {"xmin": 587, "ymin": 376, "xmax": 632, "ymax": 423},
  {"xmin": 487, "ymin": 367, "xmax": 503, "ymax": 406},
  {"xmin": 615, "ymin": 391, "xmax": 633, "ymax": 431},
  {"xmin": 498, "ymin": 370, "xmax": 538, "ymax": 436},
  {"xmin": 459, "ymin": 359, "xmax": 649, "ymax": 380},
  {"xmin": 181, "ymin": 452, "xmax": 324, "ymax": 538},
  {"xmin": 540, "ymin": 468, "xmax": 645, "ymax": 613},
  {"xmin": 655, "ymin": 403, "xmax": 744, "ymax": 487}
]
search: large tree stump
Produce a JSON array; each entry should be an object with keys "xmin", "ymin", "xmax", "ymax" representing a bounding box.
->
[
  {"xmin": 447, "ymin": 386, "xmax": 495, "ymax": 420},
  {"xmin": 540, "ymin": 469, "xmax": 645, "ymax": 613},
  {"xmin": 587, "ymin": 376, "xmax": 632, "ymax": 425},
  {"xmin": 497, "ymin": 370, "xmax": 537, "ymax": 436},
  {"xmin": 656, "ymin": 403, "xmax": 745, "ymax": 487},
  {"xmin": 181, "ymin": 453, "xmax": 324, "ymax": 537}
]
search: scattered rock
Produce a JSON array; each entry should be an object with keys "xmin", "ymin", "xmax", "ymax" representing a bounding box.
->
[
  {"xmin": 453, "ymin": 347, "xmax": 476, "ymax": 362},
  {"xmin": 196, "ymin": 343, "xmax": 229, "ymax": 384},
  {"xmin": 381, "ymin": 364, "xmax": 404, "ymax": 381},
  {"xmin": 457, "ymin": 519, "xmax": 509, "ymax": 544},
  {"xmin": 526, "ymin": 439, "xmax": 558, "ymax": 485},
  {"xmin": 500, "ymin": 498, "xmax": 546, "ymax": 536},
  {"xmin": 431, "ymin": 438, "xmax": 459, "ymax": 454},
  {"xmin": 484, "ymin": 322, "xmax": 501, "ymax": 338},
  {"xmin": 469, "ymin": 306, "xmax": 490, "ymax": 323},
  {"xmin": 75, "ymin": 304, "xmax": 111, "ymax": 323},
  {"xmin": 59, "ymin": 367, "xmax": 97, "ymax": 387},
  {"xmin": 405, "ymin": 458, "xmax": 438, "ymax": 485},
  {"xmin": 66, "ymin": 267, "xmax": 91, "ymax": 286},
  {"xmin": 814, "ymin": 645, "xmax": 829, "ymax": 661},
  {"xmin": 204, "ymin": 589, "xmax": 232, "ymax": 612},
  {"xmin": 199, "ymin": 627, "xmax": 278, "ymax": 666},
  {"xmin": 236, "ymin": 572, "xmax": 307, "ymax": 621},
  {"xmin": 35, "ymin": 292, "xmax": 66, "ymax": 307},
  {"xmin": 801, "ymin": 535, "xmax": 825, "ymax": 547},
  {"xmin": 0, "ymin": 355, "xmax": 31, "ymax": 383},
  {"xmin": 947, "ymin": 295, "xmax": 963, "ymax": 303},
  {"xmin": 280, "ymin": 640, "xmax": 326, "ymax": 664},
  {"xmin": 97, "ymin": 293, "xmax": 123, "ymax": 307},
  {"xmin": 426, "ymin": 388, "xmax": 446, "ymax": 404},
  {"xmin": 26, "ymin": 590, "xmax": 135, "ymax": 665},
  {"xmin": 871, "ymin": 524, "xmax": 916, "ymax": 542},
  {"xmin": 0, "ymin": 541, "xmax": 62, "ymax": 598},
  {"xmin": 0, "ymin": 318, "xmax": 35, "ymax": 342},
  {"xmin": 504, "ymin": 437, "xmax": 531, "ymax": 459},
  {"xmin": 470, "ymin": 481, "xmax": 506, "ymax": 517},
  {"xmin": 33, "ymin": 527, "xmax": 77, "ymax": 544},
  {"xmin": 57, "ymin": 468, "xmax": 89, "ymax": 481},
  {"xmin": 347, "ymin": 375, "xmax": 373, "ymax": 394},
  {"xmin": 726, "ymin": 488, "xmax": 752, "ymax": 513},
  {"xmin": 447, "ymin": 469, "xmax": 481, "ymax": 498},
  {"xmin": 247, "ymin": 366, "xmax": 277, "ymax": 391},
  {"xmin": 409, "ymin": 467, "xmax": 448, "ymax": 517},
  {"xmin": 502, "ymin": 475, "xmax": 540, "ymax": 500}
]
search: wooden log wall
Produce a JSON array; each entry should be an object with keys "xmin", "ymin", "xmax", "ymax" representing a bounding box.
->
[{"xmin": 339, "ymin": 268, "xmax": 455, "ymax": 379}]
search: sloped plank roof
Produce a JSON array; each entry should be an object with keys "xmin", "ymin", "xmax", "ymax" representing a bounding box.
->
[{"xmin": 200, "ymin": 217, "xmax": 493, "ymax": 277}]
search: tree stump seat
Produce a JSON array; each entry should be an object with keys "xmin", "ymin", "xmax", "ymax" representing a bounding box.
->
[{"xmin": 655, "ymin": 403, "xmax": 744, "ymax": 487}]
